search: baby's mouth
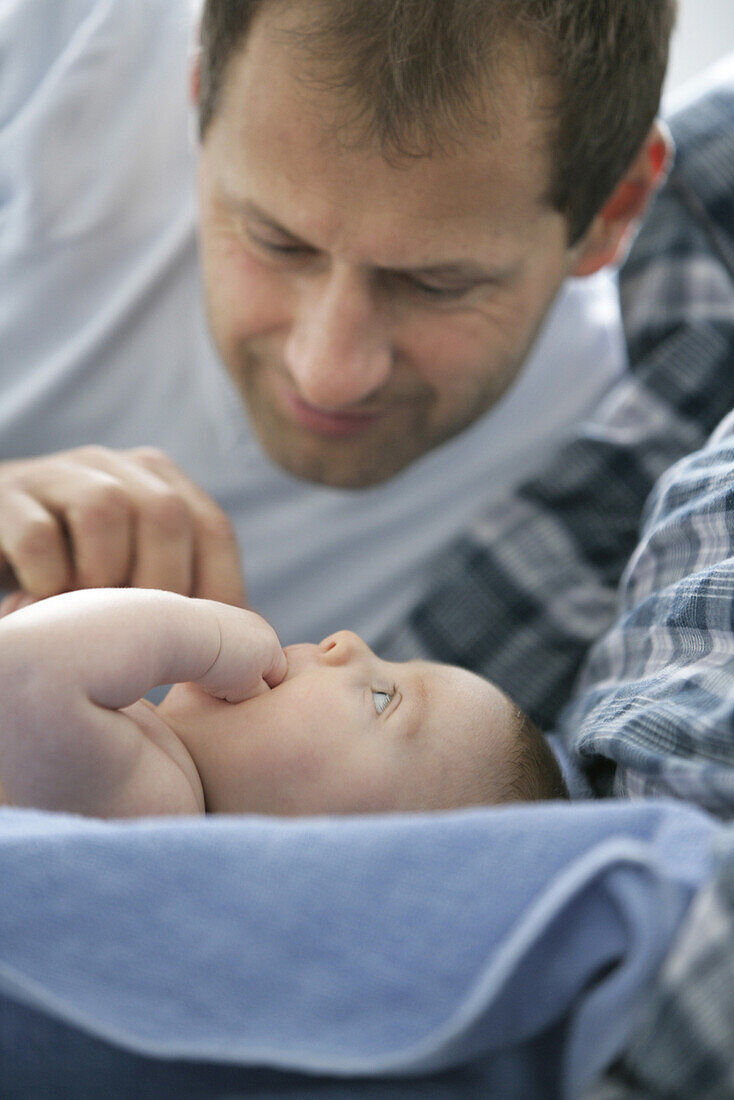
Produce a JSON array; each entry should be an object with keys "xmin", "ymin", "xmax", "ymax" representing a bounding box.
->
[{"xmin": 281, "ymin": 642, "xmax": 320, "ymax": 679}]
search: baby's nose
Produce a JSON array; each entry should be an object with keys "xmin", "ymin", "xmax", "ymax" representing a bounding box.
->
[{"xmin": 319, "ymin": 630, "xmax": 371, "ymax": 665}]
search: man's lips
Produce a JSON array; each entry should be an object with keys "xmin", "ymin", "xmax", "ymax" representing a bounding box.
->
[{"xmin": 277, "ymin": 381, "xmax": 386, "ymax": 438}]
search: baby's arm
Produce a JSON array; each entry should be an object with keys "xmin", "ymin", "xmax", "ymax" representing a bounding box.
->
[{"xmin": 0, "ymin": 588, "xmax": 286, "ymax": 815}]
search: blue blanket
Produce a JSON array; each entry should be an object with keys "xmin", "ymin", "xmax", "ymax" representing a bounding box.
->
[{"xmin": 0, "ymin": 800, "xmax": 721, "ymax": 1097}]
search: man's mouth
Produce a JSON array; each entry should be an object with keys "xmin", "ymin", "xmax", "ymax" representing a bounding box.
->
[{"xmin": 278, "ymin": 383, "xmax": 385, "ymax": 438}]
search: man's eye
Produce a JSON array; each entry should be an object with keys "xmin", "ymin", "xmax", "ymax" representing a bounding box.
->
[
  {"xmin": 395, "ymin": 274, "xmax": 477, "ymax": 303},
  {"xmin": 412, "ymin": 280, "xmax": 468, "ymax": 299},
  {"xmin": 372, "ymin": 690, "xmax": 393, "ymax": 715},
  {"xmin": 262, "ymin": 240, "xmax": 306, "ymax": 255},
  {"xmin": 247, "ymin": 230, "xmax": 308, "ymax": 257}
]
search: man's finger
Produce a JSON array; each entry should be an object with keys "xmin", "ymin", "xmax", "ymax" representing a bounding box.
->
[
  {"xmin": 128, "ymin": 448, "xmax": 246, "ymax": 606},
  {"xmin": 41, "ymin": 473, "xmax": 134, "ymax": 590},
  {"xmin": 0, "ymin": 490, "xmax": 72, "ymax": 597},
  {"xmin": 0, "ymin": 591, "xmax": 39, "ymax": 618},
  {"xmin": 73, "ymin": 450, "xmax": 195, "ymax": 595},
  {"xmin": 192, "ymin": 508, "xmax": 247, "ymax": 607},
  {"xmin": 132, "ymin": 483, "xmax": 195, "ymax": 593},
  {"xmin": 0, "ymin": 557, "xmax": 18, "ymax": 591}
]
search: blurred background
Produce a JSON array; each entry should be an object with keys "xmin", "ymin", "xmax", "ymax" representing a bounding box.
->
[{"xmin": 666, "ymin": 0, "xmax": 734, "ymax": 95}]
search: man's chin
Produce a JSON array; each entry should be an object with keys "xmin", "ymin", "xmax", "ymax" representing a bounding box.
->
[{"xmin": 255, "ymin": 428, "xmax": 419, "ymax": 489}]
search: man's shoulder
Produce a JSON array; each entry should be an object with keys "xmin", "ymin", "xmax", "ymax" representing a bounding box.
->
[
  {"xmin": 665, "ymin": 59, "xmax": 734, "ymax": 269},
  {"xmin": 620, "ymin": 63, "xmax": 734, "ymax": 363}
]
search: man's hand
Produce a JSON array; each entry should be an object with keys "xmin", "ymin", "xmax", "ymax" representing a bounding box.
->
[{"xmin": 0, "ymin": 446, "xmax": 246, "ymax": 606}]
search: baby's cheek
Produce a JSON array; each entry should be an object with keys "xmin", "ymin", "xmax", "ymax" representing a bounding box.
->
[
  {"xmin": 264, "ymin": 737, "xmax": 335, "ymax": 814},
  {"xmin": 396, "ymin": 744, "xmax": 468, "ymax": 812}
]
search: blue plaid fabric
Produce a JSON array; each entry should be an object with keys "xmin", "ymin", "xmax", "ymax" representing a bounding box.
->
[
  {"xmin": 379, "ymin": 75, "xmax": 734, "ymax": 733},
  {"xmin": 586, "ymin": 830, "xmax": 734, "ymax": 1100},
  {"xmin": 558, "ymin": 408, "xmax": 734, "ymax": 816}
]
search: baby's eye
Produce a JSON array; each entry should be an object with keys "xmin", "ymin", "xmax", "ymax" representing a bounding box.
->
[{"xmin": 372, "ymin": 690, "xmax": 392, "ymax": 715}]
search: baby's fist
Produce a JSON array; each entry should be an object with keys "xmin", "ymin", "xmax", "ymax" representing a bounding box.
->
[{"xmin": 197, "ymin": 602, "xmax": 287, "ymax": 703}]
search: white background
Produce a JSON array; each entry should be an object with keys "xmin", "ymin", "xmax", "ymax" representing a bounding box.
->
[{"xmin": 666, "ymin": 0, "xmax": 734, "ymax": 92}]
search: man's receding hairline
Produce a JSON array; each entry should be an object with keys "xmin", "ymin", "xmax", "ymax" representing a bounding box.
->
[
  {"xmin": 199, "ymin": 0, "xmax": 675, "ymax": 267},
  {"xmin": 200, "ymin": 0, "xmax": 557, "ymax": 171}
]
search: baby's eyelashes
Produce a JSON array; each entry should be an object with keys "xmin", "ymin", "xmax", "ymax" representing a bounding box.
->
[{"xmin": 372, "ymin": 690, "xmax": 392, "ymax": 715}]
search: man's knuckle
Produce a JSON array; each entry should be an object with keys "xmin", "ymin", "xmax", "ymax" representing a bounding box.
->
[
  {"xmin": 74, "ymin": 564, "xmax": 103, "ymax": 589},
  {"xmin": 130, "ymin": 446, "xmax": 170, "ymax": 471},
  {"xmin": 71, "ymin": 444, "xmax": 112, "ymax": 466},
  {"xmin": 142, "ymin": 489, "xmax": 189, "ymax": 535},
  {"xmin": 0, "ymin": 473, "xmax": 25, "ymax": 497},
  {"xmin": 73, "ymin": 484, "xmax": 130, "ymax": 532},
  {"xmin": 12, "ymin": 517, "xmax": 59, "ymax": 560},
  {"xmin": 198, "ymin": 506, "xmax": 236, "ymax": 544}
]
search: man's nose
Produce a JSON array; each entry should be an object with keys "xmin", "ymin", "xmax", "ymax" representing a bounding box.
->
[
  {"xmin": 284, "ymin": 265, "xmax": 392, "ymax": 408},
  {"xmin": 319, "ymin": 630, "xmax": 373, "ymax": 666}
]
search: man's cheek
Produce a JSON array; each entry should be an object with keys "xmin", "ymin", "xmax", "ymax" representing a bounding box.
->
[
  {"xmin": 405, "ymin": 317, "xmax": 500, "ymax": 393},
  {"xmin": 219, "ymin": 259, "xmax": 291, "ymax": 344}
]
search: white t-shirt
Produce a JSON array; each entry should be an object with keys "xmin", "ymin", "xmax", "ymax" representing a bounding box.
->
[{"xmin": 0, "ymin": 0, "xmax": 627, "ymax": 645}]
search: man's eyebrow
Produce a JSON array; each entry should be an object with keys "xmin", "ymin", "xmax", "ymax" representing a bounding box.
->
[
  {"xmin": 390, "ymin": 259, "xmax": 521, "ymax": 283},
  {"xmin": 227, "ymin": 198, "xmax": 520, "ymax": 284},
  {"xmin": 231, "ymin": 200, "xmax": 296, "ymax": 235}
]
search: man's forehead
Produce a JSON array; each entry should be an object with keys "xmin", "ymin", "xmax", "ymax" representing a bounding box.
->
[
  {"xmin": 210, "ymin": 126, "xmax": 553, "ymax": 276},
  {"xmin": 210, "ymin": 7, "xmax": 556, "ymax": 231}
]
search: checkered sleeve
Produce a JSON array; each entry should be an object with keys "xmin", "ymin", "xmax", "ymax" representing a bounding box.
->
[
  {"xmin": 378, "ymin": 83, "xmax": 734, "ymax": 731},
  {"xmin": 558, "ymin": 405, "xmax": 734, "ymax": 815},
  {"xmin": 585, "ymin": 830, "xmax": 734, "ymax": 1100}
]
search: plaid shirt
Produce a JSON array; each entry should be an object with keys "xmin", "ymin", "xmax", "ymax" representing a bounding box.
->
[
  {"xmin": 558, "ymin": 406, "xmax": 734, "ymax": 815},
  {"xmin": 586, "ymin": 830, "xmax": 734, "ymax": 1100},
  {"xmin": 379, "ymin": 76, "xmax": 734, "ymax": 734},
  {"xmin": 554, "ymin": 75, "xmax": 734, "ymax": 814}
]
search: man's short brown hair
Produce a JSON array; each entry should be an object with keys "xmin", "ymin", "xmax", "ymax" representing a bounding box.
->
[{"xmin": 198, "ymin": 0, "xmax": 676, "ymax": 244}]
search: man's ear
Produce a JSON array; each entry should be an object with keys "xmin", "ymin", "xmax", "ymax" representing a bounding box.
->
[
  {"xmin": 188, "ymin": 53, "xmax": 202, "ymax": 148},
  {"xmin": 190, "ymin": 52, "xmax": 202, "ymax": 107},
  {"xmin": 572, "ymin": 121, "xmax": 673, "ymax": 277}
]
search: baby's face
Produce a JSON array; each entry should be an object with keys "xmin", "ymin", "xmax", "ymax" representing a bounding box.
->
[{"xmin": 160, "ymin": 631, "xmax": 518, "ymax": 815}]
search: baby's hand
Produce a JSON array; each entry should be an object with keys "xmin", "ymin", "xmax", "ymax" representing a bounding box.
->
[{"xmin": 194, "ymin": 602, "xmax": 287, "ymax": 703}]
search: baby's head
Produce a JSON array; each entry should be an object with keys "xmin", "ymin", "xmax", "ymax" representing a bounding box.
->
[{"xmin": 160, "ymin": 630, "xmax": 568, "ymax": 815}]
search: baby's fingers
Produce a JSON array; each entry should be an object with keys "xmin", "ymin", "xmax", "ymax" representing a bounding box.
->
[{"xmin": 196, "ymin": 602, "xmax": 287, "ymax": 702}]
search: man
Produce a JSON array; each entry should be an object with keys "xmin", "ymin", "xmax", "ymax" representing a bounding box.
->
[{"xmin": 0, "ymin": 0, "xmax": 673, "ymax": 659}]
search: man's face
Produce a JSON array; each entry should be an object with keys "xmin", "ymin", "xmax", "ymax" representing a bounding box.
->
[
  {"xmin": 195, "ymin": 9, "xmax": 582, "ymax": 488},
  {"xmin": 161, "ymin": 630, "xmax": 517, "ymax": 816}
]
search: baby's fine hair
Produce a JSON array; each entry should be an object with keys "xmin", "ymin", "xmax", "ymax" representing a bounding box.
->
[{"xmin": 502, "ymin": 710, "xmax": 569, "ymax": 803}]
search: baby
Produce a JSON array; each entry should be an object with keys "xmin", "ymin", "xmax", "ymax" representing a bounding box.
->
[{"xmin": 0, "ymin": 588, "xmax": 567, "ymax": 817}]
